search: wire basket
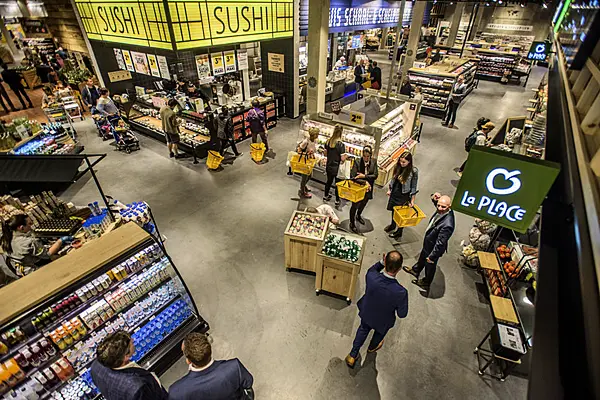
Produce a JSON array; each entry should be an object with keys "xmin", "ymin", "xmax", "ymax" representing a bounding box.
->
[
  {"xmin": 336, "ymin": 180, "xmax": 368, "ymax": 203},
  {"xmin": 393, "ymin": 205, "xmax": 427, "ymax": 228},
  {"xmin": 290, "ymin": 153, "xmax": 317, "ymax": 175},
  {"xmin": 206, "ymin": 150, "xmax": 224, "ymax": 170},
  {"xmin": 250, "ymin": 143, "xmax": 266, "ymax": 162}
]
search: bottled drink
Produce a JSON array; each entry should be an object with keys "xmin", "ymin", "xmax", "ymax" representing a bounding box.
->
[
  {"xmin": 39, "ymin": 338, "xmax": 56, "ymax": 358},
  {"xmin": 4, "ymin": 359, "xmax": 25, "ymax": 382},
  {"xmin": 56, "ymin": 359, "xmax": 74, "ymax": 379},
  {"xmin": 42, "ymin": 367, "xmax": 59, "ymax": 387},
  {"xmin": 31, "ymin": 343, "xmax": 47, "ymax": 364},
  {"xmin": 32, "ymin": 371, "xmax": 50, "ymax": 390},
  {"xmin": 0, "ymin": 365, "xmax": 11, "ymax": 393}
]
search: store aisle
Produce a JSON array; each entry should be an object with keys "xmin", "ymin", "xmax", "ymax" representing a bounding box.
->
[{"xmin": 61, "ymin": 68, "xmax": 546, "ymax": 399}]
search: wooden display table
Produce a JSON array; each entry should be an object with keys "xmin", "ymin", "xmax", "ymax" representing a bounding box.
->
[
  {"xmin": 316, "ymin": 230, "xmax": 365, "ymax": 304},
  {"xmin": 284, "ymin": 210, "xmax": 329, "ymax": 274}
]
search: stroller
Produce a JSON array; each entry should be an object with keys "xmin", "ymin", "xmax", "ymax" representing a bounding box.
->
[
  {"xmin": 108, "ymin": 115, "xmax": 140, "ymax": 153},
  {"xmin": 92, "ymin": 114, "xmax": 113, "ymax": 141}
]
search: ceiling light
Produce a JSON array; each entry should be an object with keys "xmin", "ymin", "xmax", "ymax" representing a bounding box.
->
[{"xmin": 543, "ymin": 3, "xmax": 548, "ymax": 8}]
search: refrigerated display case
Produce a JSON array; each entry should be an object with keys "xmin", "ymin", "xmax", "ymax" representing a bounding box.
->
[{"xmin": 0, "ymin": 223, "xmax": 208, "ymax": 399}]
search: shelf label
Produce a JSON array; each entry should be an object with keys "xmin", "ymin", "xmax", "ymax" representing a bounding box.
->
[
  {"xmin": 318, "ymin": 111, "xmax": 334, "ymax": 120},
  {"xmin": 349, "ymin": 111, "xmax": 365, "ymax": 126}
]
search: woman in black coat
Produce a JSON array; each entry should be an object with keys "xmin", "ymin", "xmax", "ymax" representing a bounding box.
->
[
  {"xmin": 324, "ymin": 124, "xmax": 347, "ymax": 207},
  {"xmin": 349, "ymin": 145, "xmax": 378, "ymax": 234},
  {"xmin": 385, "ymin": 151, "xmax": 418, "ymax": 240}
]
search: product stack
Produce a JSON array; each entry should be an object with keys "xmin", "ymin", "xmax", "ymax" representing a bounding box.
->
[
  {"xmin": 284, "ymin": 210, "xmax": 330, "ymax": 274},
  {"xmin": 0, "ymin": 192, "xmax": 77, "ymax": 228},
  {"xmin": 475, "ymin": 50, "xmax": 520, "ymax": 81}
]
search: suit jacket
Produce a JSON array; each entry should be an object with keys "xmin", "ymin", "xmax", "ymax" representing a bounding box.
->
[
  {"xmin": 370, "ymin": 66, "xmax": 382, "ymax": 87},
  {"xmin": 423, "ymin": 209, "xmax": 455, "ymax": 262},
  {"xmin": 168, "ymin": 359, "xmax": 253, "ymax": 400},
  {"xmin": 350, "ymin": 157, "xmax": 378, "ymax": 200},
  {"xmin": 90, "ymin": 360, "xmax": 168, "ymax": 400},
  {"xmin": 354, "ymin": 65, "xmax": 365, "ymax": 84},
  {"xmin": 357, "ymin": 262, "xmax": 408, "ymax": 333}
]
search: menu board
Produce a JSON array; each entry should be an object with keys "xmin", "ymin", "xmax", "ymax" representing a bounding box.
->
[
  {"xmin": 157, "ymin": 55, "xmax": 170, "ymax": 80},
  {"xmin": 131, "ymin": 51, "xmax": 149, "ymax": 75},
  {"xmin": 122, "ymin": 50, "xmax": 135, "ymax": 72},
  {"xmin": 146, "ymin": 54, "xmax": 161, "ymax": 77}
]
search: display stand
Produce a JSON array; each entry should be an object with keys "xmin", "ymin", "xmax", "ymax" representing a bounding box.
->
[
  {"xmin": 475, "ymin": 50, "xmax": 520, "ymax": 82},
  {"xmin": 284, "ymin": 210, "xmax": 329, "ymax": 274},
  {"xmin": 315, "ymin": 229, "xmax": 365, "ymax": 304}
]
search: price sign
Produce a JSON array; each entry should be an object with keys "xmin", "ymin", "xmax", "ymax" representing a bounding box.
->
[
  {"xmin": 211, "ymin": 52, "xmax": 225, "ymax": 75},
  {"xmin": 224, "ymin": 50, "xmax": 236, "ymax": 73},
  {"xmin": 349, "ymin": 111, "xmax": 365, "ymax": 126},
  {"xmin": 147, "ymin": 54, "xmax": 161, "ymax": 77}
]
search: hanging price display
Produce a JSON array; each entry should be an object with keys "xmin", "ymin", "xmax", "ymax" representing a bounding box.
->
[
  {"xmin": 211, "ymin": 52, "xmax": 225, "ymax": 75},
  {"xmin": 224, "ymin": 50, "xmax": 236, "ymax": 73},
  {"xmin": 349, "ymin": 111, "xmax": 365, "ymax": 126}
]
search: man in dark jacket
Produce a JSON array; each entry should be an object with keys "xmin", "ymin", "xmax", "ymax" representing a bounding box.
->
[
  {"xmin": 247, "ymin": 100, "xmax": 269, "ymax": 152},
  {"xmin": 354, "ymin": 60, "xmax": 366, "ymax": 92},
  {"xmin": 169, "ymin": 332, "xmax": 254, "ymax": 400},
  {"xmin": 217, "ymin": 106, "xmax": 241, "ymax": 157},
  {"xmin": 370, "ymin": 61, "xmax": 382, "ymax": 90},
  {"xmin": 81, "ymin": 77, "xmax": 100, "ymax": 111},
  {"xmin": 345, "ymin": 251, "xmax": 408, "ymax": 368},
  {"xmin": 0, "ymin": 62, "xmax": 33, "ymax": 109},
  {"xmin": 91, "ymin": 330, "xmax": 168, "ymax": 400},
  {"xmin": 403, "ymin": 193, "xmax": 455, "ymax": 290},
  {"xmin": 442, "ymin": 75, "xmax": 467, "ymax": 128},
  {"xmin": 349, "ymin": 145, "xmax": 378, "ymax": 234}
]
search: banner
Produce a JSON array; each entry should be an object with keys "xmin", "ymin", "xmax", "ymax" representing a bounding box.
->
[
  {"xmin": 486, "ymin": 23, "xmax": 533, "ymax": 32},
  {"xmin": 157, "ymin": 55, "xmax": 170, "ymax": 79},
  {"xmin": 122, "ymin": 50, "xmax": 135, "ymax": 72},
  {"xmin": 114, "ymin": 49, "xmax": 126, "ymax": 70},
  {"xmin": 268, "ymin": 53, "xmax": 284, "ymax": 73},
  {"xmin": 195, "ymin": 54, "xmax": 212, "ymax": 79},
  {"xmin": 211, "ymin": 52, "xmax": 225, "ymax": 75},
  {"xmin": 131, "ymin": 51, "xmax": 150, "ymax": 75},
  {"xmin": 237, "ymin": 50, "xmax": 249, "ymax": 70},
  {"xmin": 224, "ymin": 50, "xmax": 236, "ymax": 73},
  {"xmin": 146, "ymin": 54, "xmax": 161, "ymax": 77}
]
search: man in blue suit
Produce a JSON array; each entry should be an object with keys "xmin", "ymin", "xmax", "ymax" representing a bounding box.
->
[
  {"xmin": 169, "ymin": 332, "xmax": 254, "ymax": 400},
  {"xmin": 345, "ymin": 251, "xmax": 409, "ymax": 368},
  {"xmin": 403, "ymin": 194, "xmax": 455, "ymax": 290}
]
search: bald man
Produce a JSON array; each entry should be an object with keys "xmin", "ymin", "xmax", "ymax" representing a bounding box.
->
[{"xmin": 403, "ymin": 193, "xmax": 455, "ymax": 290}]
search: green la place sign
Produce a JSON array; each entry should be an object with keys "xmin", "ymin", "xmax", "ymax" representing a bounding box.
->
[{"xmin": 452, "ymin": 147, "xmax": 560, "ymax": 233}]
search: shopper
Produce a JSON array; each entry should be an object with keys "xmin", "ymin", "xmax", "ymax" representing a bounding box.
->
[
  {"xmin": 349, "ymin": 145, "xmax": 378, "ymax": 234},
  {"xmin": 81, "ymin": 77, "xmax": 100, "ymax": 111},
  {"xmin": 399, "ymin": 78, "xmax": 412, "ymax": 96},
  {"xmin": 458, "ymin": 117, "xmax": 491, "ymax": 176},
  {"xmin": 91, "ymin": 330, "xmax": 168, "ymax": 400},
  {"xmin": 403, "ymin": 193, "xmax": 455, "ymax": 291},
  {"xmin": 385, "ymin": 151, "xmax": 418, "ymax": 240},
  {"xmin": 0, "ymin": 214, "xmax": 72, "ymax": 277},
  {"xmin": 96, "ymin": 88, "xmax": 119, "ymax": 116},
  {"xmin": 247, "ymin": 100, "xmax": 269, "ymax": 152},
  {"xmin": 217, "ymin": 106, "xmax": 242, "ymax": 158},
  {"xmin": 168, "ymin": 332, "xmax": 254, "ymax": 400},
  {"xmin": 0, "ymin": 78, "xmax": 17, "ymax": 114},
  {"xmin": 370, "ymin": 61, "xmax": 382, "ymax": 90},
  {"xmin": 47, "ymin": 68, "xmax": 59, "ymax": 86},
  {"xmin": 413, "ymin": 86, "xmax": 423, "ymax": 102},
  {"xmin": 345, "ymin": 251, "xmax": 408, "ymax": 368},
  {"xmin": 159, "ymin": 98, "xmax": 183, "ymax": 158},
  {"xmin": 323, "ymin": 124, "xmax": 347, "ymax": 207},
  {"xmin": 442, "ymin": 75, "xmax": 467, "ymax": 128},
  {"xmin": 306, "ymin": 205, "xmax": 340, "ymax": 225},
  {"xmin": 354, "ymin": 60, "xmax": 366, "ymax": 92},
  {"xmin": 431, "ymin": 48, "xmax": 442, "ymax": 63},
  {"xmin": 0, "ymin": 62, "xmax": 33, "ymax": 109},
  {"xmin": 297, "ymin": 127, "xmax": 319, "ymax": 199}
]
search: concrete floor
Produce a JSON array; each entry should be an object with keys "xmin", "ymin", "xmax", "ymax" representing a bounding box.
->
[{"xmin": 61, "ymin": 67, "xmax": 546, "ymax": 399}]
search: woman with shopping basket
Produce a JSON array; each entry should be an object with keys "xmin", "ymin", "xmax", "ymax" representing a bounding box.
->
[
  {"xmin": 297, "ymin": 128, "xmax": 319, "ymax": 198},
  {"xmin": 349, "ymin": 145, "xmax": 378, "ymax": 234},
  {"xmin": 385, "ymin": 151, "xmax": 419, "ymax": 240}
]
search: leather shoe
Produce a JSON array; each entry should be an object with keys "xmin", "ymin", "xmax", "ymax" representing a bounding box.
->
[
  {"xmin": 384, "ymin": 224, "xmax": 395, "ymax": 233},
  {"xmin": 345, "ymin": 354, "xmax": 357, "ymax": 368},
  {"xmin": 402, "ymin": 266, "xmax": 419, "ymax": 278},
  {"xmin": 412, "ymin": 279, "xmax": 430, "ymax": 289},
  {"xmin": 389, "ymin": 230, "xmax": 403, "ymax": 239},
  {"xmin": 367, "ymin": 340, "xmax": 384, "ymax": 353},
  {"xmin": 350, "ymin": 224, "xmax": 359, "ymax": 234},
  {"xmin": 357, "ymin": 215, "xmax": 365, "ymax": 225}
]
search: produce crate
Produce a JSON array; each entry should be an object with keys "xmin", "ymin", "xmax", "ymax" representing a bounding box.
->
[{"xmin": 284, "ymin": 210, "xmax": 329, "ymax": 274}]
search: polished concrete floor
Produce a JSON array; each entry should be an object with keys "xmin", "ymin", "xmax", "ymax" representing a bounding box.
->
[{"xmin": 61, "ymin": 67, "xmax": 545, "ymax": 399}]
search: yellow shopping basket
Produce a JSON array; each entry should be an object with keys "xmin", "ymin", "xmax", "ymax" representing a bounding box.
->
[
  {"xmin": 250, "ymin": 143, "xmax": 266, "ymax": 162},
  {"xmin": 393, "ymin": 205, "xmax": 427, "ymax": 228},
  {"xmin": 290, "ymin": 153, "xmax": 317, "ymax": 175},
  {"xmin": 206, "ymin": 150, "xmax": 224, "ymax": 170},
  {"xmin": 336, "ymin": 180, "xmax": 368, "ymax": 202}
]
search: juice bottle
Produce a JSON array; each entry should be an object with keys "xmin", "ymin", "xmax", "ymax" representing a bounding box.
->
[
  {"xmin": 56, "ymin": 358, "xmax": 74, "ymax": 379},
  {"xmin": 50, "ymin": 363, "xmax": 66, "ymax": 382},
  {"xmin": 65, "ymin": 322, "xmax": 80, "ymax": 342},
  {"xmin": 0, "ymin": 364, "xmax": 11, "ymax": 393},
  {"xmin": 57, "ymin": 327, "xmax": 72, "ymax": 347},
  {"xmin": 42, "ymin": 367, "xmax": 59, "ymax": 387},
  {"xmin": 4, "ymin": 359, "xmax": 25, "ymax": 382},
  {"xmin": 39, "ymin": 338, "xmax": 56, "ymax": 358},
  {"xmin": 31, "ymin": 343, "xmax": 47, "ymax": 364},
  {"xmin": 32, "ymin": 371, "xmax": 50, "ymax": 390},
  {"xmin": 0, "ymin": 340, "xmax": 8, "ymax": 355},
  {"xmin": 71, "ymin": 318, "xmax": 86, "ymax": 336}
]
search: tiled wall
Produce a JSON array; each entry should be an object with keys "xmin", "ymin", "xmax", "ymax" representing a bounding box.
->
[{"xmin": 42, "ymin": 0, "xmax": 88, "ymax": 54}]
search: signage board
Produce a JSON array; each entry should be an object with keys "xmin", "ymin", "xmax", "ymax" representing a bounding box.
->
[
  {"xmin": 486, "ymin": 23, "xmax": 533, "ymax": 32},
  {"xmin": 211, "ymin": 52, "xmax": 225, "ymax": 75},
  {"xmin": 326, "ymin": 0, "xmax": 414, "ymax": 33},
  {"xmin": 122, "ymin": 50, "xmax": 135, "ymax": 72},
  {"xmin": 330, "ymin": 100, "xmax": 341, "ymax": 114},
  {"xmin": 224, "ymin": 50, "xmax": 237, "ymax": 73},
  {"xmin": 349, "ymin": 110, "xmax": 365, "ymax": 126},
  {"xmin": 526, "ymin": 41, "xmax": 549, "ymax": 61},
  {"xmin": 107, "ymin": 70, "xmax": 132, "ymax": 82},
  {"xmin": 152, "ymin": 96, "xmax": 166, "ymax": 108},
  {"xmin": 268, "ymin": 53, "xmax": 284, "ymax": 73},
  {"xmin": 451, "ymin": 147, "xmax": 560, "ymax": 233},
  {"xmin": 156, "ymin": 55, "xmax": 170, "ymax": 79},
  {"xmin": 114, "ymin": 49, "xmax": 126, "ymax": 70},
  {"xmin": 146, "ymin": 54, "xmax": 161, "ymax": 77},
  {"xmin": 237, "ymin": 50, "xmax": 249, "ymax": 70},
  {"xmin": 131, "ymin": 51, "xmax": 150, "ymax": 75},
  {"xmin": 195, "ymin": 54, "xmax": 212, "ymax": 79}
]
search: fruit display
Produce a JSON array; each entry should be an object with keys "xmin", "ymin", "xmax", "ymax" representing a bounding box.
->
[
  {"xmin": 503, "ymin": 260, "xmax": 521, "ymax": 279},
  {"xmin": 286, "ymin": 212, "xmax": 328, "ymax": 239},
  {"xmin": 484, "ymin": 269, "xmax": 507, "ymax": 297},
  {"xmin": 496, "ymin": 244, "xmax": 512, "ymax": 260},
  {"xmin": 321, "ymin": 233, "xmax": 363, "ymax": 263}
]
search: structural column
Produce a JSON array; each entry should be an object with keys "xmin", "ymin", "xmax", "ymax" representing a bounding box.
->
[
  {"xmin": 17, "ymin": 0, "xmax": 30, "ymax": 17},
  {"xmin": 306, "ymin": 0, "xmax": 330, "ymax": 114},
  {"xmin": 0, "ymin": 19, "xmax": 18, "ymax": 57},
  {"xmin": 293, "ymin": 0, "xmax": 300, "ymax": 117},
  {"xmin": 447, "ymin": 2, "xmax": 466, "ymax": 47},
  {"xmin": 380, "ymin": 28, "xmax": 389, "ymax": 49},
  {"xmin": 468, "ymin": 4, "xmax": 484, "ymax": 41},
  {"xmin": 401, "ymin": 0, "xmax": 427, "ymax": 82}
]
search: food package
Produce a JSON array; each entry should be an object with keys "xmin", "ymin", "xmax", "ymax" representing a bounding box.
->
[
  {"xmin": 475, "ymin": 218, "xmax": 497, "ymax": 235},
  {"xmin": 460, "ymin": 244, "xmax": 479, "ymax": 267}
]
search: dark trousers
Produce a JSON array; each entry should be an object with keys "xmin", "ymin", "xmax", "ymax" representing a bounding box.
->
[
  {"xmin": 251, "ymin": 130, "xmax": 269, "ymax": 150},
  {"xmin": 412, "ymin": 247, "xmax": 438, "ymax": 284},
  {"xmin": 0, "ymin": 84, "xmax": 15, "ymax": 112},
  {"xmin": 350, "ymin": 320, "xmax": 388, "ymax": 358},
  {"xmin": 8, "ymin": 84, "xmax": 32, "ymax": 109},
  {"xmin": 350, "ymin": 197, "xmax": 370, "ymax": 226},
  {"xmin": 389, "ymin": 211, "xmax": 403, "ymax": 236},
  {"xmin": 300, "ymin": 173, "xmax": 311, "ymax": 193},
  {"xmin": 324, "ymin": 172, "xmax": 340, "ymax": 201},
  {"xmin": 444, "ymin": 100, "xmax": 459, "ymax": 125},
  {"xmin": 219, "ymin": 138, "xmax": 240, "ymax": 156}
]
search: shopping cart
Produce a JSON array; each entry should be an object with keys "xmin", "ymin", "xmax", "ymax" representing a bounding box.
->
[{"xmin": 107, "ymin": 115, "xmax": 140, "ymax": 154}]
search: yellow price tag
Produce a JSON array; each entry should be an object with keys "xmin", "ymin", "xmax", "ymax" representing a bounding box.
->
[
  {"xmin": 349, "ymin": 111, "xmax": 365, "ymax": 126},
  {"xmin": 214, "ymin": 58, "xmax": 222, "ymax": 66}
]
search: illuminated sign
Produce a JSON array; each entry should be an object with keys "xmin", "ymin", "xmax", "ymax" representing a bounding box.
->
[
  {"xmin": 451, "ymin": 147, "xmax": 560, "ymax": 233},
  {"xmin": 74, "ymin": 0, "xmax": 294, "ymax": 50},
  {"xmin": 527, "ymin": 41, "xmax": 549, "ymax": 61}
]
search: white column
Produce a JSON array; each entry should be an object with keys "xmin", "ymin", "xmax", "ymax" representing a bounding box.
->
[
  {"xmin": 401, "ymin": 0, "xmax": 427, "ymax": 82},
  {"xmin": 306, "ymin": 0, "xmax": 330, "ymax": 114},
  {"xmin": 447, "ymin": 2, "xmax": 466, "ymax": 47}
]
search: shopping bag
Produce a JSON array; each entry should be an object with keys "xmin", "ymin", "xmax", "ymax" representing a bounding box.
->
[
  {"xmin": 286, "ymin": 150, "xmax": 297, "ymax": 167},
  {"xmin": 372, "ymin": 81, "xmax": 381, "ymax": 90},
  {"xmin": 337, "ymin": 159, "xmax": 351, "ymax": 180},
  {"xmin": 362, "ymin": 80, "xmax": 372, "ymax": 90}
]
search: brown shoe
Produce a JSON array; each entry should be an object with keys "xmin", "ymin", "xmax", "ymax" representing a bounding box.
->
[
  {"xmin": 402, "ymin": 266, "xmax": 419, "ymax": 278},
  {"xmin": 367, "ymin": 340, "xmax": 384, "ymax": 353},
  {"xmin": 345, "ymin": 354, "xmax": 357, "ymax": 368},
  {"xmin": 448, "ymin": 123, "xmax": 454, "ymax": 129}
]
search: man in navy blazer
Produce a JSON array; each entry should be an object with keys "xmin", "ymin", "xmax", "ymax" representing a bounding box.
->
[
  {"xmin": 345, "ymin": 251, "xmax": 409, "ymax": 368},
  {"xmin": 91, "ymin": 330, "xmax": 168, "ymax": 400},
  {"xmin": 169, "ymin": 332, "xmax": 254, "ymax": 400},
  {"xmin": 403, "ymin": 193, "xmax": 455, "ymax": 290}
]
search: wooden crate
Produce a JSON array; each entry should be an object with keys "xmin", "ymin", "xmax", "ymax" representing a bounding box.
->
[
  {"xmin": 284, "ymin": 210, "xmax": 329, "ymax": 274},
  {"xmin": 316, "ymin": 230, "xmax": 365, "ymax": 304}
]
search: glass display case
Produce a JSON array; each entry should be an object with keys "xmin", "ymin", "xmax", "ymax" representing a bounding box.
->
[
  {"xmin": 0, "ymin": 223, "xmax": 208, "ymax": 400},
  {"xmin": 554, "ymin": 0, "xmax": 600, "ymax": 68}
]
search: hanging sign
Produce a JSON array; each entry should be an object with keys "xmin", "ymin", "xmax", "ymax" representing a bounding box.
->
[
  {"xmin": 349, "ymin": 110, "xmax": 365, "ymax": 126},
  {"xmin": 157, "ymin": 55, "xmax": 170, "ymax": 79},
  {"xmin": 526, "ymin": 41, "xmax": 549, "ymax": 61},
  {"xmin": 211, "ymin": 52, "xmax": 225, "ymax": 75},
  {"xmin": 486, "ymin": 23, "xmax": 533, "ymax": 32},
  {"xmin": 131, "ymin": 51, "xmax": 150, "ymax": 75},
  {"xmin": 268, "ymin": 53, "xmax": 284, "ymax": 73},
  {"xmin": 146, "ymin": 54, "xmax": 161, "ymax": 77},
  {"xmin": 195, "ymin": 54, "xmax": 212, "ymax": 79},
  {"xmin": 224, "ymin": 50, "xmax": 237, "ymax": 73},
  {"xmin": 122, "ymin": 50, "xmax": 135, "ymax": 72},
  {"xmin": 237, "ymin": 50, "xmax": 249, "ymax": 70},
  {"xmin": 452, "ymin": 147, "xmax": 560, "ymax": 233}
]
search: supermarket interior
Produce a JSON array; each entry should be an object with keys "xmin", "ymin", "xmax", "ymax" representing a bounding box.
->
[{"xmin": 1, "ymin": 0, "xmax": 599, "ymax": 399}]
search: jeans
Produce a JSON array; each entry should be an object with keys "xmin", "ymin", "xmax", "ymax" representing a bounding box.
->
[
  {"xmin": 219, "ymin": 138, "xmax": 240, "ymax": 156},
  {"xmin": 350, "ymin": 197, "xmax": 369, "ymax": 226},
  {"xmin": 300, "ymin": 173, "xmax": 311, "ymax": 193},
  {"xmin": 411, "ymin": 248, "xmax": 438, "ymax": 284},
  {"xmin": 251, "ymin": 130, "xmax": 269, "ymax": 150},
  {"xmin": 350, "ymin": 320, "xmax": 388, "ymax": 358},
  {"xmin": 444, "ymin": 100, "xmax": 459, "ymax": 125},
  {"xmin": 324, "ymin": 172, "xmax": 340, "ymax": 201},
  {"xmin": 8, "ymin": 84, "xmax": 32, "ymax": 109}
]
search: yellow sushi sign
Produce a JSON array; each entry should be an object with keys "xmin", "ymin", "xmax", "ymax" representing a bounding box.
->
[{"xmin": 74, "ymin": 0, "xmax": 294, "ymax": 50}]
